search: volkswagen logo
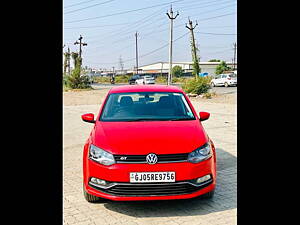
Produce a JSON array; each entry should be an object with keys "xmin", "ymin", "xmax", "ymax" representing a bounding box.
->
[{"xmin": 146, "ymin": 153, "xmax": 158, "ymax": 165}]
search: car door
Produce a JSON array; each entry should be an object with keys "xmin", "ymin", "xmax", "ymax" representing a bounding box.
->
[
  {"xmin": 136, "ymin": 76, "xmax": 144, "ymax": 84},
  {"xmin": 214, "ymin": 75, "xmax": 221, "ymax": 86},
  {"xmin": 220, "ymin": 74, "xmax": 227, "ymax": 85}
]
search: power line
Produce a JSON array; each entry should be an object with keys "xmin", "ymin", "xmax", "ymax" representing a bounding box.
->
[
  {"xmin": 64, "ymin": 0, "xmax": 184, "ymax": 23},
  {"xmin": 64, "ymin": 22, "xmax": 131, "ymax": 29},
  {"xmin": 196, "ymin": 32, "xmax": 237, "ymax": 35},
  {"xmin": 85, "ymin": 3, "xmax": 235, "ymax": 46},
  {"xmin": 64, "ymin": 0, "xmax": 116, "ymax": 14},
  {"xmin": 81, "ymin": 11, "xmax": 236, "ymax": 57},
  {"xmin": 64, "ymin": 0, "xmax": 235, "ymax": 44},
  {"xmin": 87, "ymin": 6, "xmax": 168, "ymax": 43},
  {"xmin": 84, "ymin": 32, "xmax": 189, "ymax": 66},
  {"xmin": 64, "ymin": 0, "xmax": 100, "ymax": 9}
]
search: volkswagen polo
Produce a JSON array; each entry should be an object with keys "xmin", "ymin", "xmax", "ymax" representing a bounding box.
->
[{"xmin": 81, "ymin": 85, "xmax": 216, "ymax": 202}]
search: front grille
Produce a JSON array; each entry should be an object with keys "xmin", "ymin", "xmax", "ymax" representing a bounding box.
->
[
  {"xmin": 114, "ymin": 153, "xmax": 189, "ymax": 163},
  {"xmin": 89, "ymin": 179, "xmax": 212, "ymax": 196}
]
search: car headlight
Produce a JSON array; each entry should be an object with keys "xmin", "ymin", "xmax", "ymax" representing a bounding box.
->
[
  {"xmin": 188, "ymin": 143, "xmax": 212, "ymax": 163},
  {"xmin": 89, "ymin": 144, "xmax": 115, "ymax": 166}
]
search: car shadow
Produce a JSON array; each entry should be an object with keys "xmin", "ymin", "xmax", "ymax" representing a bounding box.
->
[{"xmin": 98, "ymin": 148, "xmax": 236, "ymax": 218}]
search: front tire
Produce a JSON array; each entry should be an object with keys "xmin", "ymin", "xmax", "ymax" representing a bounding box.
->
[
  {"xmin": 211, "ymin": 82, "xmax": 215, "ymax": 87},
  {"xmin": 224, "ymin": 82, "xmax": 229, "ymax": 87},
  {"xmin": 201, "ymin": 190, "xmax": 215, "ymax": 199},
  {"xmin": 83, "ymin": 186, "xmax": 102, "ymax": 203}
]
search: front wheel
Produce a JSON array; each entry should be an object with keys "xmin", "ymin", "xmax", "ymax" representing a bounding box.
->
[
  {"xmin": 211, "ymin": 82, "xmax": 215, "ymax": 87},
  {"xmin": 83, "ymin": 186, "xmax": 102, "ymax": 203},
  {"xmin": 201, "ymin": 190, "xmax": 215, "ymax": 199},
  {"xmin": 224, "ymin": 82, "xmax": 229, "ymax": 87}
]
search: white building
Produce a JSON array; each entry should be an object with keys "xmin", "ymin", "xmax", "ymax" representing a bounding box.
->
[{"xmin": 129, "ymin": 61, "xmax": 235, "ymax": 77}]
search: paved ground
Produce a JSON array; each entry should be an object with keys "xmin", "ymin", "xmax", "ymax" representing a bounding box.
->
[{"xmin": 63, "ymin": 91, "xmax": 237, "ymax": 225}]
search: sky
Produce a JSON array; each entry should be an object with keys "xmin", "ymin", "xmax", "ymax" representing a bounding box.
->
[{"xmin": 63, "ymin": 0, "xmax": 237, "ymax": 70}]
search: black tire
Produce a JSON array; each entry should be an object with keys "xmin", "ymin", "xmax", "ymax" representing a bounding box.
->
[
  {"xmin": 211, "ymin": 82, "xmax": 215, "ymax": 87},
  {"xmin": 83, "ymin": 186, "xmax": 101, "ymax": 203},
  {"xmin": 201, "ymin": 190, "xmax": 215, "ymax": 199},
  {"xmin": 224, "ymin": 82, "xmax": 229, "ymax": 87}
]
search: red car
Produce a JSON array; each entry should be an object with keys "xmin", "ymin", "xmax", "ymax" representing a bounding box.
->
[{"xmin": 81, "ymin": 85, "xmax": 216, "ymax": 202}]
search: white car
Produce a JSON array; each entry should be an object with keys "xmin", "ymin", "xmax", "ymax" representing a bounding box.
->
[
  {"xmin": 135, "ymin": 75, "xmax": 155, "ymax": 85},
  {"xmin": 211, "ymin": 74, "xmax": 237, "ymax": 87}
]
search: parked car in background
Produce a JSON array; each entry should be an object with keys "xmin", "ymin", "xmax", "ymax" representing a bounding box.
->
[
  {"xmin": 128, "ymin": 75, "xmax": 143, "ymax": 85},
  {"xmin": 211, "ymin": 74, "xmax": 237, "ymax": 87},
  {"xmin": 136, "ymin": 75, "xmax": 155, "ymax": 85}
]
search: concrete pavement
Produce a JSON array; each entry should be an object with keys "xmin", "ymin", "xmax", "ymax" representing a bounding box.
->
[{"xmin": 63, "ymin": 96, "xmax": 237, "ymax": 225}]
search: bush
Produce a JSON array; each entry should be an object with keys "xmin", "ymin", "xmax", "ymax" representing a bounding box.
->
[
  {"xmin": 182, "ymin": 77, "xmax": 211, "ymax": 95},
  {"xmin": 215, "ymin": 61, "xmax": 231, "ymax": 75},
  {"xmin": 172, "ymin": 65, "xmax": 184, "ymax": 77},
  {"xmin": 93, "ymin": 76, "xmax": 110, "ymax": 83},
  {"xmin": 172, "ymin": 77, "xmax": 192, "ymax": 83},
  {"xmin": 156, "ymin": 76, "xmax": 167, "ymax": 84},
  {"xmin": 64, "ymin": 67, "xmax": 91, "ymax": 89},
  {"xmin": 115, "ymin": 75, "xmax": 130, "ymax": 83}
]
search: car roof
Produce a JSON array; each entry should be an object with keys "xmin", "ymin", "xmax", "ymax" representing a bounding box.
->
[{"xmin": 109, "ymin": 85, "xmax": 183, "ymax": 94}]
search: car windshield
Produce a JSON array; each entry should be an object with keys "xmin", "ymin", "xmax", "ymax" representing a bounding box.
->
[{"xmin": 100, "ymin": 92, "xmax": 196, "ymax": 122}]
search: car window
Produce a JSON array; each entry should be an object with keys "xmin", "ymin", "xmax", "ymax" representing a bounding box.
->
[{"xmin": 100, "ymin": 92, "xmax": 195, "ymax": 122}]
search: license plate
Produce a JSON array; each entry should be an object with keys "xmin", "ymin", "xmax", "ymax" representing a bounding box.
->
[{"xmin": 130, "ymin": 172, "xmax": 175, "ymax": 183}]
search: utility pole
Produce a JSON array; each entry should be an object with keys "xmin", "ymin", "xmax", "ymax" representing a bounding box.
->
[
  {"xmin": 63, "ymin": 47, "xmax": 71, "ymax": 75},
  {"xmin": 74, "ymin": 35, "xmax": 87, "ymax": 72},
  {"xmin": 186, "ymin": 18, "xmax": 200, "ymax": 80},
  {"xmin": 67, "ymin": 47, "xmax": 71, "ymax": 75},
  {"xmin": 166, "ymin": 5, "xmax": 179, "ymax": 85},
  {"xmin": 135, "ymin": 32, "xmax": 139, "ymax": 75},
  {"xmin": 233, "ymin": 42, "xmax": 237, "ymax": 70}
]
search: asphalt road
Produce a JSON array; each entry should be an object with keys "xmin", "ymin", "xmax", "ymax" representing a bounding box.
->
[{"xmin": 91, "ymin": 83, "xmax": 237, "ymax": 95}]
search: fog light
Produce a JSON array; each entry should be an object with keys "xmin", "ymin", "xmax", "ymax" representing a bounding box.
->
[
  {"xmin": 196, "ymin": 174, "xmax": 211, "ymax": 184},
  {"xmin": 90, "ymin": 177, "xmax": 107, "ymax": 186}
]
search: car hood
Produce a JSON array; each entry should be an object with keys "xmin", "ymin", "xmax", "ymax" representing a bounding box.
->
[{"xmin": 92, "ymin": 120, "xmax": 208, "ymax": 155}]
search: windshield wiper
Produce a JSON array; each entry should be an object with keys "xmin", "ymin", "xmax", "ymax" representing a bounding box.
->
[
  {"xmin": 123, "ymin": 118, "xmax": 195, "ymax": 122},
  {"xmin": 125, "ymin": 118, "xmax": 162, "ymax": 122},
  {"xmin": 168, "ymin": 118, "xmax": 195, "ymax": 121}
]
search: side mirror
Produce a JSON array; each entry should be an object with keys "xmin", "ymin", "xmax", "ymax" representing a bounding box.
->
[
  {"xmin": 199, "ymin": 112, "xmax": 210, "ymax": 121},
  {"xmin": 81, "ymin": 113, "xmax": 95, "ymax": 123}
]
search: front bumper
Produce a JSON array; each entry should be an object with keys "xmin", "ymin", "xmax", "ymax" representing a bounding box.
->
[
  {"xmin": 84, "ymin": 157, "xmax": 216, "ymax": 201},
  {"xmin": 228, "ymin": 81, "xmax": 237, "ymax": 85}
]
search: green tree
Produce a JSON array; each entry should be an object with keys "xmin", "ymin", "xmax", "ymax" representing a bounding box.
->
[
  {"xmin": 65, "ymin": 66, "xmax": 91, "ymax": 89},
  {"xmin": 208, "ymin": 59, "xmax": 221, "ymax": 62},
  {"xmin": 64, "ymin": 51, "xmax": 90, "ymax": 89},
  {"xmin": 63, "ymin": 52, "xmax": 69, "ymax": 74},
  {"xmin": 215, "ymin": 61, "xmax": 231, "ymax": 75},
  {"xmin": 188, "ymin": 36, "xmax": 200, "ymax": 79},
  {"xmin": 182, "ymin": 76, "xmax": 211, "ymax": 95},
  {"xmin": 71, "ymin": 52, "xmax": 81, "ymax": 69},
  {"xmin": 172, "ymin": 65, "xmax": 183, "ymax": 77}
]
